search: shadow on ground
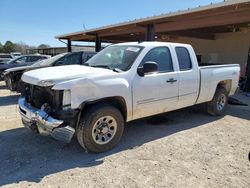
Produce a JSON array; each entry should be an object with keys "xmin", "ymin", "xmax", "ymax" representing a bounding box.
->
[
  {"xmin": 0, "ymin": 99, "xmax": 249, "ymax": 186},
  {"xmin": 0, "ymin": 95, "xmax": 19, "ymax": 107},
  {"xmin": 0, "ymin": 106, "xmax": 220, "ymax": 186}
]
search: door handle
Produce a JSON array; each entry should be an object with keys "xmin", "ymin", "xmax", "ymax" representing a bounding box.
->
[{"xmin": 166, "ymin": 78, "xmax": 177, "ymax": 83}]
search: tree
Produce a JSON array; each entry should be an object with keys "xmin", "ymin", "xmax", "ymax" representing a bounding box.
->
[
  {"xmin": 14, "ymin": 42, "xmax": 30, "ymax": 53},
  {"xmin": 0, "ymin": 42, "xmax": 3, "ymax": 53},
  {"xmin": 3, "ymin": 41, "xmax": 15, "ymax": 53},
  {"xmin": 37, "ymin": 44, "xmax": 50, "ymax": 49}
]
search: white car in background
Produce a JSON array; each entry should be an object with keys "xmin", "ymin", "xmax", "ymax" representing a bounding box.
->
[
  {"xmin": 0, "ymin": 53, "xmax": 13, "ymax": 64},
  {"xmin": 11, "ymin": 52, "xmax": 22, "ymax": 58}
]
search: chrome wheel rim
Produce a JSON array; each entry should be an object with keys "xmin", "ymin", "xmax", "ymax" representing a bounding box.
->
[
  {"xmin": 216, "ymin": 94, "xmax": 226, "ymax": 111},
  {"xmin": 92, "ymin": 116, "xmax": 117, "ymax": 145}
]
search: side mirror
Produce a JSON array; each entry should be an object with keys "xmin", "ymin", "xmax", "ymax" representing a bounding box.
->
[{"xmin": 137, "ymin": 61, "xmax": 158, "ymax": 76}]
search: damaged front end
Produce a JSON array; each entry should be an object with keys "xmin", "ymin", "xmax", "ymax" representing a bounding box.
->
[{"xmin": 19, "ymin": 84, "xmax": 79, "ymax": 143}]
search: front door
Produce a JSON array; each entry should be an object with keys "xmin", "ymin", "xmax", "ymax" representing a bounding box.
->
[{"xmin": 132, "ymin": 46, "xmax": 179, "ymax": 119}]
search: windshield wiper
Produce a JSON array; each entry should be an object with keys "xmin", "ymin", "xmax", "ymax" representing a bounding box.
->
[
  {"xmin": 91, "ymin": 65, "xmax": 111, "ymax": 69},
  {"xmin": 112, "ymin": 68, "xmax": 123, "ymax": 73}
]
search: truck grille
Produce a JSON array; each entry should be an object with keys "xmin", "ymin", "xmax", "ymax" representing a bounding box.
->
[{"xmin": 22, "ymin": 84, "xmax": 63, "ymax": 110}]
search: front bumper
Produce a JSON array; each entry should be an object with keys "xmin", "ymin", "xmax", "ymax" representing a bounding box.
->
[{"xmin": 18, "ymin": 97, "xmax": 75, "ymax": 143}]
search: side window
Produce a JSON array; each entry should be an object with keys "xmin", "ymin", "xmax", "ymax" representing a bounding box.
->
[
  {"xmin": 175, "ymin": 47, "xmax": 192, "ymax": 71},
  {"xmin": 57, "ymin": 52, "xmax": 82, "ymax": 65},
  {"xmin": 15, "ymin": 56, "xmax": 27, "ymax": 64},
  {"xmin": 82, "ymin": 53, "xmax": 94, "ymax": 64},
  {"xmin": 141, "ymin": 47, "xmax": 173, "ymax": 73},
  {"xmin": 29, "ymin": 56, "xmax": 42, "ymax": 62}
]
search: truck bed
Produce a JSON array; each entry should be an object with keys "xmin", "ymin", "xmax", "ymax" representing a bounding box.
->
[
  {"xmin": 199, "ymin": 63, "xmax": 239, "ymax": 68},
  {"xmin": 196, "ymin": 64, "xmax": 240, "ymax": 104}
]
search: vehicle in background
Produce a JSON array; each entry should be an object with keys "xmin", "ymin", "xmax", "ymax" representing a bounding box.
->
[
  {"xmin": 0, "ymin": 53, "xmax": 13, "ymax": 64},
  {"xmin": 11, "ymin": 52, "xmax": 22, "ymax": 58},
  {"xmin": 3, "ymin": 51, "xmax": 96, "ymax": 91},
  {"xmin": 0, "ymin": 55, "xmax": 49, "ymax": 80},
  {"xmin": 0, "ymin": 59, "xmax": 12, "ymax": 64},
  {"xmin": 18, "ymin": 42, "xmax": 240, "ymax": 153}
]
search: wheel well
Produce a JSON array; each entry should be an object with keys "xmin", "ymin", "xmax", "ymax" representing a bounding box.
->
[
  {"xmin": 80, "ymin": 97, "xmax": 127, "ymax": 121},
  {"xmin": 217, "ymin": 80, "xmax": 232, "ymax": 94}
]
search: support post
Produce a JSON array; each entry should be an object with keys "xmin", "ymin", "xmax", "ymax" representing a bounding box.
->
[
  {"xmin": 145, "ymin": 24, "xmax": 155, "ymax": 41},
  {"xmin": 245, "ymin": 44, "xmax": 250, "ymax": 92},
  {"xmin": 95, "ymin": 35, "xmax": 101, "ymax": 52},
  {"xmin": 67, "ymin": 39, "xmax": 72, "ymax": 52}
]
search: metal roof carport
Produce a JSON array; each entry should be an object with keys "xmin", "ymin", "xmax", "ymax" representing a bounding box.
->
[
  {"xmin": 55, "ymin": 0, "xmax": 250, "ymax": 51},
  {"xmin": 55, "ymin": 0, "xmax": 250, "ymax": 91}
]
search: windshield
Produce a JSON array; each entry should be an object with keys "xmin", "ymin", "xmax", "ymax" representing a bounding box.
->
[
  {"xmin": 32, "ymin": 53, "xmax": 66, "ymax": 66},
  {"xmin": 86, "ymin": 45, "xmax": 143, "ymax": 71}
]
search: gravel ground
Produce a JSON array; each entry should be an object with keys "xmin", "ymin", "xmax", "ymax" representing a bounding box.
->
[{"xmin": 0, "ymin": 81, "xmax": 249, "ymax": 188}]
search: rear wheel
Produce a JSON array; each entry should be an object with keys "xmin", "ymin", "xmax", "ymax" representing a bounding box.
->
[
  {"xmin": 76, "ymin": 104, "xmax": 124, "ymax": 153},
  {"xmin": 207, "ymin": 87, "xmax": 228, "ymax": 116}
]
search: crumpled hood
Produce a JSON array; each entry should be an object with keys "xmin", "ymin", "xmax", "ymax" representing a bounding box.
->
[{"xmin": 21, "ymin": 65, "xmax": 116, "ymax": 86}]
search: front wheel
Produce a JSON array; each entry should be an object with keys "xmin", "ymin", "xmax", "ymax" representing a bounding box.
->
[
  {"xmin": 76, "ymin": 104, "xmax": 124, "ymax": 153},
  {"xmin": 5, "ymin": 76, "xmax": 16, "ymax": 91},
  {"xmin": 207, "ymin": 87, "xmax": 228, "ymax": 116}
]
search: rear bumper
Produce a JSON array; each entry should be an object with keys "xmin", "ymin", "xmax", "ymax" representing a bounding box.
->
[{"xmin": 18, "ymin": 97, "xmax": 75, "ymax": 143}]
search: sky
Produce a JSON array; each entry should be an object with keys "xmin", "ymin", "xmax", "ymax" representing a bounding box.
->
[{"xmin": 0, "ymin": 0, "xmax": 223, "ymax": 47}]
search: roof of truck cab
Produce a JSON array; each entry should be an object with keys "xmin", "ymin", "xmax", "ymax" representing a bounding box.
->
[{"xmin": 113, "ymin": 41, "xmax": 191, "ymax": 47}]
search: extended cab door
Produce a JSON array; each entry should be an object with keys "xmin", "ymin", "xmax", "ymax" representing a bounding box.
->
[
  {"xmin": 132, "ymin": 46, "xmax": 179, "ymax": 119},
  {"xmin": 174, "ymin": 46, "xmax": 200, "ymax": 108}
]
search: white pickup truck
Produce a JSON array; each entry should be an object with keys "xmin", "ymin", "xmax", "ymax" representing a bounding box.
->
[{"xmin": 18, "ymin": 42, "xmax": 240, "ymax": 153}]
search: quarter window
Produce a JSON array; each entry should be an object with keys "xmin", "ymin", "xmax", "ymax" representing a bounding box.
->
[
  {"xmin": 175, "ymin": 47, "xmax": 192, "ymax": 71},
  {"xmin": 141, "ymin": 47, "xmax": 173, "ymax": 73}
]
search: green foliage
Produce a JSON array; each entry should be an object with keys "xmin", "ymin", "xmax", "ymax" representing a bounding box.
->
[
  {"xmin": 38, "ymin": 44, "xmax": 50, "ymax": 49},
  {"xmin": 0, "ymin": 42, "xmax": 3, "ymax": 53},
  {"xmin": 0, "ymin": 41, "xmax": 45, "ymax": 54},
  {"xmin": 2, "ymin": 41, "xmax": 15, "ymax": 53}
]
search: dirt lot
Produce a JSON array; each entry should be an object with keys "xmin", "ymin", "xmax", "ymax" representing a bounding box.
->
[{"xmin": 0, "ymin": 81, "xmax": 249, "ymax": 188}]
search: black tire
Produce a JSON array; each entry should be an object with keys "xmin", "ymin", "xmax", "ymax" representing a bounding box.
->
[
  {"xmin": 207, "ymin": 87, "xmax": 228, "ymax": 116},
  {"xmin": 5, "ymin": 76, "xmax": 16, "ymax": 91},
  {"xmin": 76, "ymin": 104, "xmax": 124, "ymax": 153}
]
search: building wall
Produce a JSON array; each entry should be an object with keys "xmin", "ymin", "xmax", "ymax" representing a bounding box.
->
[
  {"xmin": 72, "ymin": 46, "xmax": 95, "ymax": 52},
  {"xmin": 176, "ymin": 32, "xmax": 250, "ymax": 75}
]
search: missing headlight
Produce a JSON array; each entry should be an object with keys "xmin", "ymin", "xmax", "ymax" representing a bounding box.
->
[{"xmin": 63, "ymin": 90, "xmax": 71, "ymax": 110}]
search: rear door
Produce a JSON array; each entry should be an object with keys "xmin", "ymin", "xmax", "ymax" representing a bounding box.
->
[
  {"xmin": 174, "ymin": 46, "xmax": 200, "ymax": 108},
  {"xmin": 132, "ymin": 46, "xmax": 179, "ymax": 119}
]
